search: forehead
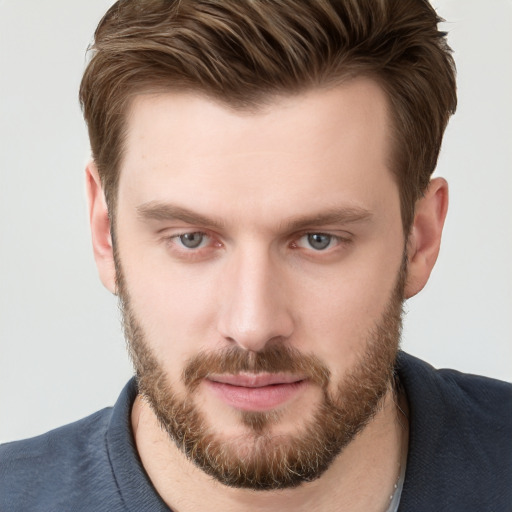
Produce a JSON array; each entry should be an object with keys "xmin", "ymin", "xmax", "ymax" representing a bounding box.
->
[
  {"xmin": 118, "ymin": 78, "xmax": 397, "ymax": 228},
  {"xmin": 123, "ymin": 78, "xmax": 391, "ymax": 159}
]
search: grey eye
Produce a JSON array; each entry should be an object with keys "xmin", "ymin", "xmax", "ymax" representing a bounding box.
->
[
  {"xmin": 179, "ymin": 232, "xmax": 205, "ymax": 249},
  {"xmin": 307, "ymin": 233, "xmax": 332, "ymax": 250}
]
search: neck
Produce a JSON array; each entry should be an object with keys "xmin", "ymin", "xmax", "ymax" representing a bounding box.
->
[{"xmin": 131, "ymin": 387, "xmax": 408, "ymax": 512}]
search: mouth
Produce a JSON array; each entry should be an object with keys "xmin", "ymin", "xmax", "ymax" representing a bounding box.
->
[{"xmin": 205, "ymin": 373, "xmax": 308, "ymax": 411}]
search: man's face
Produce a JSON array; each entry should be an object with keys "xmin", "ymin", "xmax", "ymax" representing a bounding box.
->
[{"xmin": 114, "ymin": 79, "xmax": 406, "ymax": 489}]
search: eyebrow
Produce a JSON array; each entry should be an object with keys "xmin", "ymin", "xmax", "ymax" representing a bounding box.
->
[
  {"xmin": 137, "ymin": 202, "xmax": 226, "ymax": 229},
  {"xmin": 136, "ymin": 201, "xmax": 373, "ymax": 232},
  {"xmin": 280, "ymin": 207, "xmax": 373, "ymax": 232}
]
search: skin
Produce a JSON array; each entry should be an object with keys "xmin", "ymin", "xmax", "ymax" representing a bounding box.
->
[{"xmin": 87, "ymin": 78, "xmax": 448, "ymax": 511}]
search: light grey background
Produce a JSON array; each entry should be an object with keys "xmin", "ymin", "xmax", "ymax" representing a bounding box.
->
[{"xmin": 1, "ymin": 0, "xmax": 511, "ymax": 443}]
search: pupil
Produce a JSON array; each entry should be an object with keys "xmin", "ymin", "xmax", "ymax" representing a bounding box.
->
[
  {"xmin": 308, "ymin": 233, "xmax": 331, "ymax": 250},
  {"xmin": 180, "ymin": 233, "xmax": 203, "ymax": 249}
]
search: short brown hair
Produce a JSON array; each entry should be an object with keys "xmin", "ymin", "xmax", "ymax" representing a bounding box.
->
[{"xmin": 79, "ymin": 0, "xmax": 456, "ymax": 232}]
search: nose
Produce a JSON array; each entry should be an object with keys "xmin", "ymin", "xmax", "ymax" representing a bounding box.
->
[{"xmin": 216, "ymin": 245, "xmax": 294, "ymax": 352}]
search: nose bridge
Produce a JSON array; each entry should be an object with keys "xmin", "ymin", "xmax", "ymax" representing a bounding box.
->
[{"xmin": 217, "ymin": 241, "xmax": 293, "ymax": 351}]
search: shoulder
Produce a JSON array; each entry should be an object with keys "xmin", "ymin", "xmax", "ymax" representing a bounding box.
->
[
  {"xmin": 397, "ymin": 352, "xmax": 512, "ymax": 510},
  {"xmin": 0, "ymin": 407, "xmax": 121, "ymax": 511},
  {"xmin": 437, "ymin": 363, "xmax": 512, "ymax": 426},
  {"xmin": 398, "ymin": 351, "xmax": 512, "ymax": 429},
  {"xmin": 0, "ymin": 406, "xmax": 112, "ymax": 461}
]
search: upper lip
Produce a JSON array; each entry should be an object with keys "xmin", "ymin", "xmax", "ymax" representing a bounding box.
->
[{"xmin": 207, "ymin": 373, "xmax": 306, "ymax": 388}]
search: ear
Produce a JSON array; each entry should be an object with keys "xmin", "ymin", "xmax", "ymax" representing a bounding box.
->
[
  {"xmin": 86, "ymin": 162, "xmax": 117, "ymax": 294},
  {"xmin": 404, "ymin": 177, "xmax": 449, "ymax": 299}
]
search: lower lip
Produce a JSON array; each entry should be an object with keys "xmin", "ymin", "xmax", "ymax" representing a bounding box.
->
[{"xmin": 205, "ymin": 380, "xmax": 307, "ymax": 411}]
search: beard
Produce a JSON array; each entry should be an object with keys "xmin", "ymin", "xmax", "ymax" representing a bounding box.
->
[{"xmin": 116, "ymin": 254, "xmax": 406, "ymax": 491}]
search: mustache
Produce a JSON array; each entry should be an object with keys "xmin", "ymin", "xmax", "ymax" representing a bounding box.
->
[{"xmin": 183, "ymin": 344, "xmax": 330, "ymax": 391}]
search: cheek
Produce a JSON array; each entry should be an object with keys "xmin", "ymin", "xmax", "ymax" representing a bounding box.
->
[
  {"xmin": 295, "ymin": 282, "xmax": 376, "ymax": 373},
  {"xmin": 294, "ymin": 251, "xmax": 403, "ymax": 378},
  {"xmin": 121, "ymin": 258, "xmax": 224, "ymax": 379}
]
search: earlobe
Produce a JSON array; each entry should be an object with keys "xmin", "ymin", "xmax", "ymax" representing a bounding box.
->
[
  {"xmin": 86, "ymin": 162, "xmax": 117, "ymax": 294},
  {"xmin": 404, "ymin": 177, "xmax": 449, "ymax": 299}
]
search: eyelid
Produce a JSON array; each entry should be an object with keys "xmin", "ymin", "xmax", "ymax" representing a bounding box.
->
[
  {"xmin": 161, "ymin": 229, "xmax": 224, "ymax": 262},
  {"xmin": 295, "ymin": 229, "xmax": 353, "ymax": 240},
  {"xmin": 157, "ymin": 225, "xmax": 213, "ymax": 239},
  {"xmin": 159, "ymin": 227, "xmax": 352, "ymax": 259},
  {"xmin": 291, "ymin": 231, "xmax": 353, "ymax": 251},
  {"xmin": 165, "ymin": 230, "xmax": 212, "ymax": 245},
  {"xmin": 173, "ymin": 231, "xmax": 210, "ymax": 249}
]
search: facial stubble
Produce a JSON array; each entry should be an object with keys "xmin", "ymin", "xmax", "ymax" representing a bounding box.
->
[{"xmin": 117, "ymin": 254, "xmax": 406, "ymax": 490}]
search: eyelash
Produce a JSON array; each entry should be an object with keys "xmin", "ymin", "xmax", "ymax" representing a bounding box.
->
[
  {"xmin": 172, "ymin": 232, "xmax": 211, "ymax": 249},
  {"xmin": 162, "ymin": 230, "xmax": 352, "ymax": 259},
  {"xmin": 292, "ymin": 232, "xmax": 351, "ymax": 251},
  {"xmin": 163, "ymin": 232, "xmax": 219, "ymax": 259}
]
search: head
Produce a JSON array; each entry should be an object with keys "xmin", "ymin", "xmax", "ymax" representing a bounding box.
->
[{"xmin": 83, "ymin": 0, "xmax": 454, "ymax": 490}]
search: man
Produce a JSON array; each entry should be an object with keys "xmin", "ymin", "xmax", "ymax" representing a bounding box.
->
[{"xmin": 1, "ymin": 0, "xmax": 511, "ymax": 510}]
